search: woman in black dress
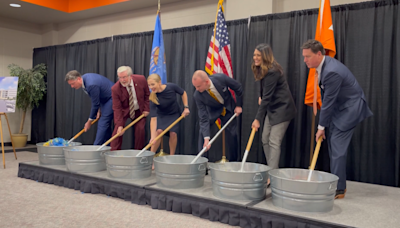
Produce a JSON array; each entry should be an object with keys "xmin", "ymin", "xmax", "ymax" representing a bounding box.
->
[{"xmin": 148, "ymin": 74, "xmax": 190, "ymax": 155}]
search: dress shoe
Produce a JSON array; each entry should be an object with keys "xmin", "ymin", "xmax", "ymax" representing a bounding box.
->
[{"xmin": 335, "ymin": 189, "xmax": 347, "ymax": 199}]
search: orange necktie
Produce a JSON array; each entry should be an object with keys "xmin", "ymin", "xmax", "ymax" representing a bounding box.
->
[
  {"xmin": 208, "ymin": 89, "xmax": 226, "ymax": 116},
  {"xmin": 313, "ymin": 71, "xmax": 318, "ymax": 116}
]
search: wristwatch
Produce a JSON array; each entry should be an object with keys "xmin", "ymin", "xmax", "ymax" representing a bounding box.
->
[{"xmin": 184, "ymin": 105, "xmax": 189, "ymax": 109}]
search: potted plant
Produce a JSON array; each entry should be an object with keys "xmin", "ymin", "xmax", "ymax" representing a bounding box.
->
[{"xmin": 8, "ymin": 63, "xmax": 47, "ymax": 147}]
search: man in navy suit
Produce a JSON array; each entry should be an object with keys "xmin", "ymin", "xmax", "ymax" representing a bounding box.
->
[
  {"xmin": 302, "ymin": 40, "xmax": 373, "ymax": 199},
  {"xmin": 65, "ymin": 70, "xmax": 114, "ymax": 145},
  {"xmin": 192, "ymin": 70, "xmax": 243, "ymax": 161}
]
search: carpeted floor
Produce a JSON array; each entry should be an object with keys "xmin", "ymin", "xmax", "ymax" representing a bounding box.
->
[{"xmin": 0, "ymin": 152, "xmax": 236, "ymax": 228}]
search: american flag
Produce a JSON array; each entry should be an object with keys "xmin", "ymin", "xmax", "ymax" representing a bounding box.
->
[
  {"xmin": 205, "ymin": 6, "xmax": 234, "ymax": 82},
  {"xmin": 205, "ymin": 5, "xmax": 234, "ymax": 129}
]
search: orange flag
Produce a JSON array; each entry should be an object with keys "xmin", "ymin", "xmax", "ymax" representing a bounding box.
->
[{"xmin": 304, "ymin": 0, "xmax": 336, "ymax": 114}]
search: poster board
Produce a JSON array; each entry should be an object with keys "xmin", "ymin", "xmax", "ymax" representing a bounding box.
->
[{"xmin": 0, "ymin": 77, "xmax": 19, "ymax": 113}]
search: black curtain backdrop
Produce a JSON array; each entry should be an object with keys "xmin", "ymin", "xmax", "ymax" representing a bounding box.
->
[{"xmin": 32, "ymin": 0, "xmax": 399, "ymax": 187}]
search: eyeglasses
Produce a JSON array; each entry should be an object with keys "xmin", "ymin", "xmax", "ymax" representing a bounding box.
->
[{"xmin": 118, "ymin": 75, "xmax": 129, "ymax": 80}]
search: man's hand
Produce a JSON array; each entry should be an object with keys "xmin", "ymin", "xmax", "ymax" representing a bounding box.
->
[
  {"xmin": 234, "ymin": 106, "xmax": 242, "ymax": 116},
  {"xmin": 203, "ymin": 138, "xmax": 211, "ymax": 151},
  {"xmin": 315, "ymin": 129, "xmax": 326, "ymax": 142},
  {"xmin": 143, "ymin": 111, "xmax": 149, "ymax": 117},
  {"xmin": 182, "ymin": 108, "xmax": 190, "ymax": 117},
  {"xmin": 258, "ymin": 97, "xmax": 261, "ymax": 105},
  {"xmin": 252, "ymin": 119, "xmax": 260, "ymax": 131},
  {"xmin": 96, "ymin": 110, "xmax": 101, "ymax": 119},
  {"xmin": 117, "ymin": 126, "xmax": 125, "ymax": 136},
  {"xmin": 84, "ymin": 120, "xmax": 92, "ymax": 132}
]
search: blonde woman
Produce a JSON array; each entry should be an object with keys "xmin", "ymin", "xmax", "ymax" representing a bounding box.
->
[{"xmin": 148, "ymin": 74, "xmax": 190, "ymax": 155}]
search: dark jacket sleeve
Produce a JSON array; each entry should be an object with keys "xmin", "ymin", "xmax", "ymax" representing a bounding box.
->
[
  {"xmin": 255, "ymin": 71, "xmax": 280, "ymax": 122},
  {"xmin": 141, "ymin": 76, "xmax": 150, "ymax": 112},
  {"xmin": 222, "ymin": 75, "xmax": 243, "ymax": 107},
  {"xmin": 319, "ymin": 72, "xmax": 343, "ymax": 127},
  {"xmin": 111, "ymin": 85, "xmax": 125, "ymax": 128},
  {"xmin": 87, "ymin": 85, "xmax": 101, "ymax": 120},
  {"xmin": 194, "ymin": 92, "xmax": 210, "ymax": 138}
]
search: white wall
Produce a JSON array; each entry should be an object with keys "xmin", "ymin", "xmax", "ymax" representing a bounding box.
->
[
  {"xmin": 274, "ymin": 0, "xmax": 373, "ymax": 13},
  {"xmin": 40, "ymin": 0, "xmax": 373, "ymax": 46},
  {"xmin": 0, "ymin": 18, "xmax": 41, "ymax": 143}
]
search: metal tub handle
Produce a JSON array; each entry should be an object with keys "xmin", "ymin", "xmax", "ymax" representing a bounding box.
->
[
  {"xmin": 328, "ymin": 182, "xmax": 336, "ymax": 190},
  {"xmin": 140, "ymin": 157, "xmax": 148, "ymax": 164},
  {"xmin": 198, "ymin": 164, "xmax": 206, "ymax": 171},
  {"xmin": 253, "ymin": 173, "xmax": 263, "ymax": 182}
]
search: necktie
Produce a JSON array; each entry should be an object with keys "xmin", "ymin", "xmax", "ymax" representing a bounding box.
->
[
  {"xmin": 313, "ymin": 71, "xmax": 318, "ymax": 116},
  {"xmin": 208, "ymin": 89, "xmax": 226, "ymax": 116},
  {"xmin": 127, "ymin": 85, "xmax": 135, "ymax": 119}
]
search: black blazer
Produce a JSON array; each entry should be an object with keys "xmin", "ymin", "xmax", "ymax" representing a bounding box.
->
[{"xmin": 255, "ymin": 69, "xmax": 296, "ymax": 125}]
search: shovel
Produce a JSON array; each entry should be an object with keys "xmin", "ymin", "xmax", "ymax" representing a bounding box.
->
[
  {"xmin": 239, "ymin": 127, "xmax": 257, "ymax": 172},
  {"xmin": 307, "ymin": 137, "xmax": 323, "ymax": 181},
  {"xmin": 190, "ymin": 114, "xmax": 237, "ymax": 164},
  {"xmin": 68, "ymin": 118, "xmax": 99, "ymax": 144},
  {"xmin": 96, "ymin": 114, "xmax": 145, "ymax": 151},
  {"xmin": 135, "ymin": 115, "xmax": 185, "ymax": 157}
]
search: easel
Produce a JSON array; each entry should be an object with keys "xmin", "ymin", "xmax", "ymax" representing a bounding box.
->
[{"xmin": 0, "ymin": 113, "xmax": 17, "ymax": 168}]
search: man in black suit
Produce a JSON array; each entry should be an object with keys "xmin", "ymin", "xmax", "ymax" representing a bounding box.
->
[
  {"xmin": 192, "ymin": 70, "xmax": 243, "ymax": 161},
  {"xmin": 302, "ymin": 40, "xmax": 373, "ymax": 199}
]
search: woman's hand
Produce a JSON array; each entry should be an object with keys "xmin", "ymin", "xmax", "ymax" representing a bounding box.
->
[
  {"xmin": 182, "ymin": 108, "xmax": 190, "ymax": 117},
  {"xmin": 252, "ymin": 119, "xmax": 260, "ymax": 131}
]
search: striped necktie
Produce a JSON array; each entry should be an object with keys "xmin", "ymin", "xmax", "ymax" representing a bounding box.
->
[
  {"xmin": 127, "ymin": 85, "xmax": 135, "ymax": 119},
  {"xmin": 208, "ymin": 89, "xmax": 226, "ymax": 116}
]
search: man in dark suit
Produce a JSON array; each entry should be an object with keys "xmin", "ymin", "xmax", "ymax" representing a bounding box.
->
[
  {"xmin": 192, "ymin": 70, "xmax": 243, "ymax": 161},
  {"xmin": 65, "ymin": 70, "xmax": 114, "ymax": 145},
  {"xmin": 111, "ymin": 66, "xmax": 150, "ymax": 150},
  {"xmin": 302, "ymin": 39, "xmax": 373, "ymax": 199}
]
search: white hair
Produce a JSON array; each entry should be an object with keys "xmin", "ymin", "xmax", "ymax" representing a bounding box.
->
[{"xmin": 117, "ymin": 66, "xmax": 133, "ymax": 75}]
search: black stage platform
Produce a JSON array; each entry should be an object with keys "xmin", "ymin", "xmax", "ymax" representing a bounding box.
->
[{"xmin": 18, "ymin": 161, "xmax": 400, "ymax": 228}]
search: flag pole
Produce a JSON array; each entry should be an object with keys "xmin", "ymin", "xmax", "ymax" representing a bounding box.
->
[
  {"xmin": 154, "ymin": 0, "xmax": 168, "ymax": 158},
  {"xmin": 216, "ymin": 130, "xmax": 228, "ymax": 163}
]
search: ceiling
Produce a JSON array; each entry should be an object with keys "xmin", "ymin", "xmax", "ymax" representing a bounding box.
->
[{"xmin": 0, "ymin": 0, "xmax": 187, "ymax": 25}]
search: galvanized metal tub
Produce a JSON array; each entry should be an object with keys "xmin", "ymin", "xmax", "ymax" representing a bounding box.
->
[
  {"xmin": 269, "ymin": 168, "xmax": 339, "ymax": 213},
  {"xmin": 36, "ymin": 142, "xmax": 82, "ymax": 165},
  {"xmin": 209, "ymin": 162, "xmax": 271, "ymax": 201},
  {"xmin": 103, "ymin": 150, "xmax": 155, "ymax": 179},
  {"xmin": 154, "ymin": 155, "xmax": 208, "ymax": 189},
  {"xmin": 63, "ymin": 145, "xmax": 111, "ymax": 173}
]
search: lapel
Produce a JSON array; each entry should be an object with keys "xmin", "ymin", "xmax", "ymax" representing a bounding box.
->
[
  {"xmin": 320, "ymin": 56, "xmax": 330, "ymax": 87},
  {"xmin": 82, "ymin": 77, "xmax": 89, "ymax": 95},
  {"xmin": 131, "ymin": 75, "xmax": 141, "ymax": 99},
  {"xmin": 206, "ymin": 77, "xmax": 223, "ymax": 104}
]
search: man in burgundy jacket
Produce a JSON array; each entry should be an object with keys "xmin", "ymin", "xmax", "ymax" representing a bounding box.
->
[{"xmin": 111, "ymin": 66, "xmax": 150, "ymax": 150}]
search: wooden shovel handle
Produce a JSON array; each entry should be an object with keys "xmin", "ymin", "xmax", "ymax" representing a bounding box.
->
[
  {"xmin": 245, "ymin": 128, "xmax": 257, "ymax": 152},
  {"xmin": 101, "ymin": 114, "xmax": 145, "ymax": 147},
  {"xmin": 309, "ymin": 137, "xmax": 323, "ymax": 171},
  {"xmin": 142, "ymin": 115, "xmax": 185, "ymax": 151},
  {"xmin": 71, "ymin": 118, "xmax": 99, "ymax": 140}
]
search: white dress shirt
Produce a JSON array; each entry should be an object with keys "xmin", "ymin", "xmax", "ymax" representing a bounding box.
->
[
  {"xmin": 207, "ymin": 80, "xmax": 224, "ymax": 104},
  {"xmin": 123, "ymin": 79, "xmax": 139, "ymax": 110}
]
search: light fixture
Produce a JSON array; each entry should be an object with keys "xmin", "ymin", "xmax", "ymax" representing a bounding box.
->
[{"xmin": 10, "ymin": 3, "xmax": 21, "ymax": 7}]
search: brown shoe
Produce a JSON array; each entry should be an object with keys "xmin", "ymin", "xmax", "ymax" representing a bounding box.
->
[{"xmin": 335, "ymin": 189, "xmax": 347, "ymax": 199}]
